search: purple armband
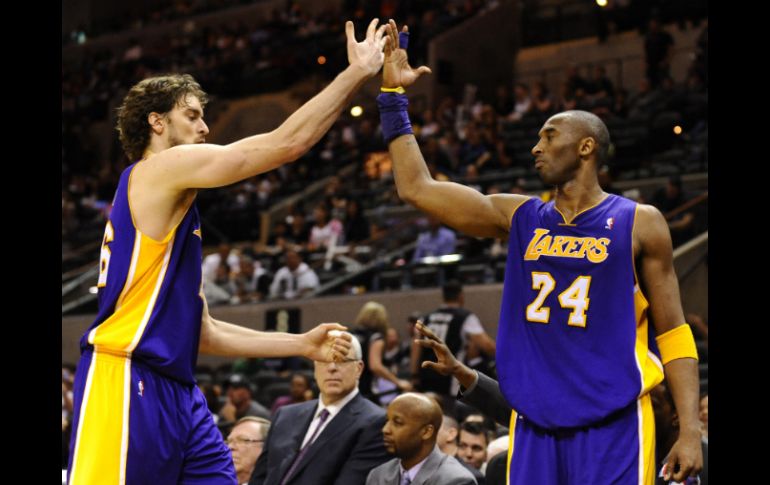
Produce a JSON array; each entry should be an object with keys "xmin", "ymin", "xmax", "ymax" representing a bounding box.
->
[
  {"xmin": 399, "ymin": 31, "xmax": 409, "ymax": 50},
  {"xmin": 377, "ymin": 92, "xmax": 413, "ymax": 144}
]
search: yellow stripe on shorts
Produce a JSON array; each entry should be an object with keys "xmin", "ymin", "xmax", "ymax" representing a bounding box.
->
[{"xmin": 69, "ymin": 350, "xmax": 131, "ymax": 485}]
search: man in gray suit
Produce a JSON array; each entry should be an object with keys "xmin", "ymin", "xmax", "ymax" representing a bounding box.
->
[{"xmin": 367, "ymin": 393, "xmax": 477, "ymax": 485}]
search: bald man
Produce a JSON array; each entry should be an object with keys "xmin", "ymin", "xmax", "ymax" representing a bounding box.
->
[
  {"xmin": 367, "ymin": 393, "xmax": 476, "ymax": 485},
  {"xmin": 379, "ymin": 19, "xmax": 702, "ymax": 485}
]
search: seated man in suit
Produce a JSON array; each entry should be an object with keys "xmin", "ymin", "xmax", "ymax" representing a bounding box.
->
[
  {"xmin": 250, "ymin": 333, "xmax": 390, "ymax": 485},
  {"xmin": 367, "ymin": 393, "xmax": 477, "ymax": 485}
]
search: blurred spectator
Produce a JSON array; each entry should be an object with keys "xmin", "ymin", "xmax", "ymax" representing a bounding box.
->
[
  {"xmin": 628, "ymin": 77, "xmax": 665, "ymax": 121},
  {"xmin": 437, "ymin": 414, "xmax": 460, "ymax": 456},
  {"xmin": 343, "ymin": 198, "xmax": 370, "ymax": 244},
  {"xmin": 205, "ymin": 260, "xmax": 236, "ymax": 306},
  {"xmin": 219, "ymin": 375, "xmax": 271, "ymax": 424},
  {"xmin": 229, "ymin": 255, "xmax": 270, "ymax": 304},
  {"xmin": 227, "ymin": 416, "xmax": 271, "ymax": 485},
  {"xmin": 269, "ymin": 249, "xmax": 319, "ymax": 299},
  {"xmin": 612, "ymin": 88, "xmax": 630, "ymax": 118},
  {"xmin": 287, "ymin": 211, "xmax": 311, "ymax": 249},
  {"xmin": 486, "ymin": 435, "xmax": 509, "ymax": 463},
  {"xmin": 412, "ymin": 281, "xmax": 496, "ymax": 396},
  {"xmin": 380, "ymin": 327, "xmax": 411, "ymax": 387},
  {"xmin": 586, "ymin": 65, "xmax": 615, "ymax": 100},
  {"xmin": 650, "ymin": 175, "xmax": 698, "ymax": 247},
  {"xmin": 507, "ymin": 83, "xmax": 533, "ymax": 122},
  {"xmin": 352, "ymin": 301, "xmax": 413, "ymax": 404},
  {"xmin": 587, "ymin": 65, "xmax": 615, "ymax": 116},
  {"xmin": 644, "ymin": 17, "xmax": 675, "ymax": 89},
  {"xmin": 457, "ymin": 421, "xmax": 489, "ymax": 472},
  {"xmin": 203, "ymin": 243, "xmax": 239, "ymax": 283},
  {"xmin": 412, "ymin": 216, "xmax": 457, "ymax": 263},
  {"xmin": 699, "ymin": 394, "xmax": 708, "ymax": 442},
  {"xmin": 459, "ymin": 123, "xmax": 493, "ymax": 170},
  {"xmin": 493, "ymin": 83, "xmax": 514, "ymax": 117},
  {"xmin": 557, "ymin": 81, "xmax": 577, "ymax": 112},
  {"xmin": 418, "ymin": 109, "xmax": 441, "ymax": 139},
  {"xmin": 565, "ymin": 65, "xmax": 589, "ymax": 96},
  {"xmin": 531, "ymin": 81, "xmax": 555, "ymax": 115},
  {"xmin": 271, "ymin": 373, "xmax": 314, "ymax": 415},
  {"xmin": 199, "ymin": 379, "xmax": 224, "ymax": 423},
  {"xmin": 308, "ymin": 204, "xmax": 343, "ymax": 251}
]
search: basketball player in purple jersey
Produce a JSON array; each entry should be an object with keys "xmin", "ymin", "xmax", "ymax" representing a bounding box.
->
[
  {"xmin": 67, "ymin": 19, "xmax": 390, "ymax": 485},
  {"xmin": 376, "ymin": 20, "xmax": 702, "ymax": 484}
]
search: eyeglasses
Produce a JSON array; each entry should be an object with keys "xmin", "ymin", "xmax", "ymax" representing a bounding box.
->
[{"xmin": 226, "ymin": 437, "xmax": 264, "ymax": 447}]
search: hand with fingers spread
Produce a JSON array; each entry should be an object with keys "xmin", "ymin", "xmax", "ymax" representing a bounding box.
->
[
  {"xmin": 382, "ymin": 19, "xmax": 432, "ymax": 89},
  {"xmin": 414, "ymin": 321, "xmax": 477, "ymax": 389},
  {"xmin": 302, "ymin": 323, "xmax": 353, "ymax": 362},
  {"xmin": 346, "ymin": 18, "xmax": 389, "ymax": 77}
]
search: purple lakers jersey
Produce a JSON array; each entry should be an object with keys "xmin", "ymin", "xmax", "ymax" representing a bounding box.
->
[
  {"xmin": 79, "ymin": 162, "xmax": 204, "ymax": 384},
  {"xmin": 497, "ymin": 194, "xmax": 664, "ymax": 429}
]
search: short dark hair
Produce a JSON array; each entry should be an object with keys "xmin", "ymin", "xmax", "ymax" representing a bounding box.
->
[
  {"xmin": 116, "ymin": 74, "xmax": 208, "ymax": 162},
  {"xmin": 561, "ymin": 110, "xmax": 612, "ymax": 166},
  {"xmin": 442, "ymin": 280, "xmax": 463, "ymax": 302},
  {"xmin": 460, "ymin": 421, "xmax": 489, "ymax": 445},
  {"xmin": 227, "ymin": 374, "xmax": 254, "ymax": 395}
]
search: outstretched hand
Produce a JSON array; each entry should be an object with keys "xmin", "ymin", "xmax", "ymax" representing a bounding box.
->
[
  {"xmin": 414, "ymin": 321, "xmax": 462, "ymax": 376},
  {"xmin": 383, "ymin": 20, "xmax": 432, "ymax": 89},
  {"xmin": 303, "ymin": 323, "xmax": 352, "ymax": 362},
  {"xmin": 346, "ymin": 18, "xmax": 389, "ymax": 77}
]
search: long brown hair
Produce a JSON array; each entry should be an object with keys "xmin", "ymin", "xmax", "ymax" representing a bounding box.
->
[{"xmin": 116, "ymin": 74, "xmax": 208, "ymax": 161}]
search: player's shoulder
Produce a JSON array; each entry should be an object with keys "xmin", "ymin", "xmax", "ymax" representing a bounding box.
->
[
  {"xmin": 490, "ymin": 193, "xmax": 538, "ymax": 221},
  {"xmin": 633, "ymin": 203, "xmax": 671, "ymax": 249},
  {"xmin": 634, "ymin": 203, "xmax": 667, "ymax": 227}
]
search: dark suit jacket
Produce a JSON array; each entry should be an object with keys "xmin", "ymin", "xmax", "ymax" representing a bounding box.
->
[
  {"xmin": 458, "ymin": 372, "xmax": 513, "ymax": 427},
  {"xmin": 366, "ymin": 446, "xmax": 477, "ymax": 485},
  {"xmin": 250, "ymin": 392, "xmax": 391, "ymax": 485}
]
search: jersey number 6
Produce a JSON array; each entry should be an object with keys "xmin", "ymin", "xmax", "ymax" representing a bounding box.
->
[{"xmin": 97, "ymin": 221, "xmax": 114, "ymax": 288}]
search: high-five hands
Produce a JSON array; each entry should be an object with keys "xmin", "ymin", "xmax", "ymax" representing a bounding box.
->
[
  {"xmin": 346, "ymin": 18, "xmax": 389, "ymax": 77},
  {"xmin": 382, "ymin": 20, "xmax": 432, "ymax": 89}
]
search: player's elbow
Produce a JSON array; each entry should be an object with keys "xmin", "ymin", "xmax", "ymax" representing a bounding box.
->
[
  {"xmin": 286, "ymin": 138, "xmax": 312, "ymax": 162},
  {"xmin": 396, "ymin": 184, "xmax": 419, "ymax": 205}
]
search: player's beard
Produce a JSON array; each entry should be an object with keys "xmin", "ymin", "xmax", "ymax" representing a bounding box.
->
[{"xmin": 165, "ymin": 119, "xmax": 186, "ymax": 148}]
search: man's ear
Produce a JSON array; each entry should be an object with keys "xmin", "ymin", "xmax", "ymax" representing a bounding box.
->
[
  {"xmin": 579, "ymin": 136, "xmax": 596, "ymax": 159},
  {"xmin": 421, "ymin": 424, "xmax": 435, "ymax": 440},
  {"xmin": 148, "ymin": 112, "xmax": 165, "ymax": 135}
]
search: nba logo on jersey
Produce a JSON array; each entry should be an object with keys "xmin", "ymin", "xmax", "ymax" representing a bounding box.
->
[
  {"xmin": 138, "ymin": 380, "xmax": 144, "ymax": 397},
  {"xmin": 605, "ymin": 217, "xmax": 615, "ymax": 230}
]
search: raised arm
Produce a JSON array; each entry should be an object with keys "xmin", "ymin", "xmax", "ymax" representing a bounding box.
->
[
  {"xmin": 379, "ymin": 21, "xmax": 527, "ymax": 239},
  {"xmin": 635, "ymin": 204, "xmax": 703, "ymax": 482},
  {"xmin": 149, "ymin": 19, "xmax": 389, "ymax": 191}
]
